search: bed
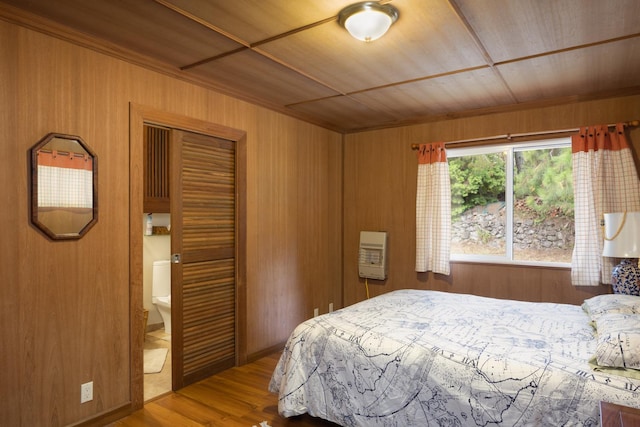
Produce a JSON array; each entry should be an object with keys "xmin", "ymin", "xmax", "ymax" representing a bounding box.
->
[{"xmin": 269, "ymin": 289, "xmax": 640, "ymax": 426}]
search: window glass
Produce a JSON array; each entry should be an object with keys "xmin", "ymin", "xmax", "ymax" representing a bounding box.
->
[
  {"xmin": 450, "ymin": 151, "xmax": 506, "ymax": 256},
  {"xmin": 448, "ymin": 139, "xmax": 573, "ymax": 265}
]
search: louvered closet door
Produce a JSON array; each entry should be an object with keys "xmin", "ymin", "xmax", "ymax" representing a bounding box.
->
[{"xmin": 171, "ymin": 129, "xmax": 236, "ymax": 389}]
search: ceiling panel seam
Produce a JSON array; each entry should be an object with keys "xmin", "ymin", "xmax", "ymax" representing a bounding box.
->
[{"xmin": 447, "ymin": 0, "xmax": 518, "ymax": 104}]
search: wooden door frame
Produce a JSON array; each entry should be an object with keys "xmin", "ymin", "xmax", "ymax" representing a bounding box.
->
[{"xmin": 129, "ymin": 103, "xmax": 247, "ymax": 410}]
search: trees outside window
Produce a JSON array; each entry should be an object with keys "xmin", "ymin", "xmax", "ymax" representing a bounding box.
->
[{"xmin": 448, "ymin": 139, "xmax": 573, "ymax": 265}]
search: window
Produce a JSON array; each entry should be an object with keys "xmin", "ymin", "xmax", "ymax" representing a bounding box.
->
[{"xmin": 448, "ymin": 138, "xmax": 573, "ymax": 265}]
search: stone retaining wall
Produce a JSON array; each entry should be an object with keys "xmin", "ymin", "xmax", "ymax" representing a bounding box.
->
[{"xmin": 452, "ymin": 207, "xmax": 574, "ymax": 251}]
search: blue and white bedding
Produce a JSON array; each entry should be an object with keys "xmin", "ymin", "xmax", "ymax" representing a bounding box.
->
[{"xmin": 269, "ymin": 290, "xmax": 640, "ymax": 426}]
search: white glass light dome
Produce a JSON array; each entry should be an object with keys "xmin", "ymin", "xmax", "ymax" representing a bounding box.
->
[{"xmin": 339, "ymin": 2, "xmax": 399, "ymax": 42}]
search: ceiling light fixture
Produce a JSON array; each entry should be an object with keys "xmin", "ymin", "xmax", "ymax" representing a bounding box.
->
[{"xmin": 338, "ymin": 2, "xmax": 399, "ymax": 42}]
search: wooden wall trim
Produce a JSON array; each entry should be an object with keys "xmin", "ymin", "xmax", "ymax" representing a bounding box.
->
[
  {"xmin": 246, "ymin": 342, "xmax": 287, "ymax": 364},
  {"xmin": 343, "ymin": 87, "xmax": 640, "ymax": 134},
  {"xmin": 235, "ymin": 131, "xmax": 248, "ymax": 365},
  {"xmin": 129, "ymin": 105, "xmax": 146, "ymax": 411},
  {"xmin": 68, "ymin": 403, "xmax": 131, "ymax": 427}
]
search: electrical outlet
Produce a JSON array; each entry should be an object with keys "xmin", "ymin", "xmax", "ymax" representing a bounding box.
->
[
  {"xmin": 313, "ymin": 308, "xmax": 319, "ymax": 317},
  {"xmin": 81, "ymin": 381, "xmax": 93, "ymax": 404},
  {"xmin": 329, "ymin": 303, "xmax": 334, "ymax": 312}
]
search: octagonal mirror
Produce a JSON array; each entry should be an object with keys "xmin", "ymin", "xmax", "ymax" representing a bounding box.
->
[{"xmin": 30, "ymin": 133, "xmax": 98, "ymax": 240}]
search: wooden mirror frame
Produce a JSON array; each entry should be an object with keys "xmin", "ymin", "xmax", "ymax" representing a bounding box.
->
[{"xmin": 30, "ymin": 132, "xmax": 98, "ymax": 240}]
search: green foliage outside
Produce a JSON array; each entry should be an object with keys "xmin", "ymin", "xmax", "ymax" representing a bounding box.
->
[
  {"xmin": 449, "ymin": 152, "xmax": 506, "ymax": 217},
  {"xmin": 449, "ymin": 147, "xmax": 573, "ymax": 221}
]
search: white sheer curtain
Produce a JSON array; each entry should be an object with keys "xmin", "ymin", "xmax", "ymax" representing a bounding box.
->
[
  {"xmin": 571, "ymin": 123, "xmax": 640, "ymax": 286},
  {"xmin": 416, "ymin": 142, "xmax": 451, "ymax": 275}
]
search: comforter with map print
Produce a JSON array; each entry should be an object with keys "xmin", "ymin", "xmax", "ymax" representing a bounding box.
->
[{"xmin": 269, "ymin": 290, "xmax": 640, "ymax": 426}]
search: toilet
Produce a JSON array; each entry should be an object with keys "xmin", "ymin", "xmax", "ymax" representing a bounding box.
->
[{"xmin": 152, "ymin": 260, "xmax": 172, "ymax": 334}]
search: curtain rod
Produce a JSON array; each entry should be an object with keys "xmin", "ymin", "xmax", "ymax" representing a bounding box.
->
[{"xmin": 410, "ymin": 119, "xmax": 640, "ymax": 150}]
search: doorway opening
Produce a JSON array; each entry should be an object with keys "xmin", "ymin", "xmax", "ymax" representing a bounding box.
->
[
  {"xmin": 143, "ymin": 213, "xmax": 172, "ymax": 400},
  {"xmin": 129, "ymin": 104, "xmax": 247, "ymax": 409},
  {"xmin": 143, "ymin": 125, "xmax": 172, "ymax": 400}
]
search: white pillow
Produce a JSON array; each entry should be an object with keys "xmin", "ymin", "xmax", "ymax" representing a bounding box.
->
[
  {"xmin": 582, "ymin": 294, "xmax": 640, "ymax": 321},
  {"xmin": 593, "ymin": 313, "xmax": 640, "ymax": 370}
]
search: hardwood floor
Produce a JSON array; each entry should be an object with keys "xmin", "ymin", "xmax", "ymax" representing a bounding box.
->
[{"xmin": 110, "ymin": 352, "xmax": 338, "ymax": 427}]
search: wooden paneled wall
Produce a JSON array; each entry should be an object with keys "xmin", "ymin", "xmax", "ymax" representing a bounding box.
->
[
  {"xmin": 0, "ymin": 18, "xmax": 342, "ymax": 426},
  {"xmin": 2, "ymin": 7, "xmax": 640, "ymax": 427},
  {"xmin": 343, "ymin": 94, "xmax": 640, "ymax": 306}
]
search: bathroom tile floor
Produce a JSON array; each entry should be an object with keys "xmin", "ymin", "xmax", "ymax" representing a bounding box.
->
[{"xmin": 144, "ymin": 328, "xmax": 171, "ymax": 401}]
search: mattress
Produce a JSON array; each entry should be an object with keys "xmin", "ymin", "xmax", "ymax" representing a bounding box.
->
[{"xmin": 269, "ymin": 289, "xmax": 640, "ymax": 426}]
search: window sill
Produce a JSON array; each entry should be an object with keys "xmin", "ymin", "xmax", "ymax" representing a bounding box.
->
[{"xmin": 450, "ymin": 255, "xmax": 571, "ymax": 269}]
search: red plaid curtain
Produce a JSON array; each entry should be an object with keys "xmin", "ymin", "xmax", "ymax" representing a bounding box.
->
[
  {"xmin": 571, "ymin": 123, "xmax": 640, "ymax": 286},
  {"xmin": 416, "ymin": 142, "xmax": 451, "ymax": 274},
  {"xmin": 37, "ymin": 150, "xmax": 93, "ymax": 208}
]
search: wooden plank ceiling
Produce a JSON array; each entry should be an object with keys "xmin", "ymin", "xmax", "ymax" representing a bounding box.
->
[{"xmin": 2, "ymin": 0, "xmax": 640, "ymax": 132}]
